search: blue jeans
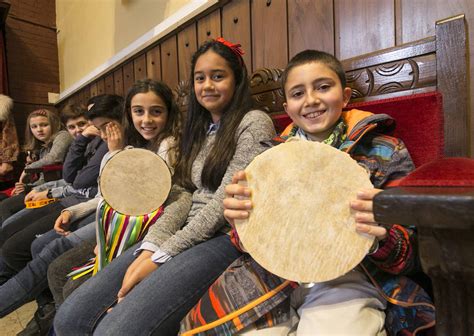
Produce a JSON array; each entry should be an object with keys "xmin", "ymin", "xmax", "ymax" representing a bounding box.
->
[
  {"xmin": 54, "ymin": 234, "xmax": 241, "ymax": 336},
  {"xmin": 0, "ymin": 214, "xmax": 96, "ymax": 318}
]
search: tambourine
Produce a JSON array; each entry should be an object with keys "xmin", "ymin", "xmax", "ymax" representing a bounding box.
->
[
  {"xmin": 99, "ymin": 148, "xmax": 172, "ymax": 216},
  {"xmin": 25, "ymin": 198, "xmax": 57, "ymax": 209},
  {"xmin": 234, "ymin": 140, "xmax": 374, "ymax": 283},
  {"xmin": 69, "ymin": 148, "xmax": 172, "ymax": 279}
]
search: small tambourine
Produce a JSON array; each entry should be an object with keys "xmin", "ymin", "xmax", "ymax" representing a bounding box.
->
[
  {"xmin": 234, "ymin": 140, "xmax": 374, "ymax": 283},
  {"xmin": 25, "ymin": 198, "xmax": 57, "ymax": 209},
  {"xmin": 99, "ymin": 148, "xmax": 172, "ymax": 216}
]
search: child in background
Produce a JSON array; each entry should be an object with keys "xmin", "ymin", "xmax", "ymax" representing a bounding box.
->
[
  {"xmin": 181, "ymin": 50, "xmax": 435, "ymax": 336},
  {"xmin": 54, "ymin": 38, "xmax": 275, "ymax": 336},
  {"xmin": 0, "ymin": 109, "xmax": 72, "ymax": 227}
]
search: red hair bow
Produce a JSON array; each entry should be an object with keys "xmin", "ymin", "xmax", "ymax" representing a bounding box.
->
[{"xmin": 215, "ymin": 37, "xmax": 245, "ymax": 60}]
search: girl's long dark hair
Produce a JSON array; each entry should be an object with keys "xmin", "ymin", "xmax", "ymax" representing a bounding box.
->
[
  {"xmin": 123, "ymin": 79, "xmax": 181, "ymax": 157},
  {"xmin": 173, "ymin": 40, "xmax": 253, "ymax": 191}
]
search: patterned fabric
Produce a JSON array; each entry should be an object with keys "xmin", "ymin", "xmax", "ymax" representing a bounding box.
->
[
  {"xmin": 67, "ymin": 200, "xmax": 163, "ymax": 279},
  {"xmin": 180, "ymin": 255, "xmax": 297, "ymax": 336},
  {"xmin": 181, "ymin": 109, "xmax": 435, "ymax": 336}
]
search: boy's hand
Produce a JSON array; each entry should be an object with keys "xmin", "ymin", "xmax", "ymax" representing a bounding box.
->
[
  {"xmin": 109, "ymin": 250, "xmax": 158, "ymax": 312},
  {"xmin": 81, "ymin": 124, "xmax": 101, "ymax": 138},
  {"xmin": 351, "ymin": 188, "xmax": 387, "ymax": 241},
  {"xmin": 106, "ymin": 122, "xmax": 124, "ymax": 152},
  {"xmin": 223, "ymin": 171, "xmax": 252, "ymax": 227},
  {"xmin": 54, "ymin": 210, "xmax": 72, "ymax": 236},
  {"xmin": 25, "ymin": 189, "xmax": 48, "ymax": 202}
]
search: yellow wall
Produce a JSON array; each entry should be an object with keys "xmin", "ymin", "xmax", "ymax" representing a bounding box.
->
[{"xmin": 56, "ymin": 0, "xmax": 191, "ymax": 91}]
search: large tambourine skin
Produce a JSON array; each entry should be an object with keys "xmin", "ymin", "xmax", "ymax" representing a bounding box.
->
[
  {"xmin": 235, "ymin": 140, "xmax": 374, "ymax": 283},
  {"xmin": 99, "ymin": 148, "xmax": 172, "ymax": 216}
]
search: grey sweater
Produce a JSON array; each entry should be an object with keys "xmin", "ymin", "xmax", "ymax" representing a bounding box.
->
[{"xmin": 144, "ymin": 109, "xmax": 276, "ymax": 257}]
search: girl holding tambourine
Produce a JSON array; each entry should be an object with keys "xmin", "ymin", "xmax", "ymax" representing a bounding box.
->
[{"xmin": 54, "ymin": 38, "xmax": 276, "ymax": 336}]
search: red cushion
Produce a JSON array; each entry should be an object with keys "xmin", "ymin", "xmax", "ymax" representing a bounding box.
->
[
  {"xmin": 399, "ymin": 157, "xmax": 474, "ymax": 187},
  {"xmin": 347, "ymin": 92, "xmax": 444, "ymax": 168}
]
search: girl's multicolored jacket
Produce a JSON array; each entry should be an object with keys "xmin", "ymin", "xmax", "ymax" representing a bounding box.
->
[{"xmin": 180, "ymin": 109, "xmax": 436, "ymax": 336}]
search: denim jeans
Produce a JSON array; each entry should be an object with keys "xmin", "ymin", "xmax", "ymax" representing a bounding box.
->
[
  {"xmin": 0, "ymin": 214, "xmax": 96, "ymax": 318},
  {"xmin": 1, "ymin": 208, "xmax": 33, "ymax": 230},
  {"xmin": 54, "ymin": 234, "xmax": 241, "ymax": 336}
]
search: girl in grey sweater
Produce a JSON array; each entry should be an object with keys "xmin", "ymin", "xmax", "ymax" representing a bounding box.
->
[{"xmin": 55, "ymin": 39, "xmax": 275, "ymax": 336}]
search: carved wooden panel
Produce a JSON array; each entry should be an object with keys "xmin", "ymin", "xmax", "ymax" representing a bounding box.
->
[
  {"xmin": 96, "ymin": 78, "xmax": 105, "ymax": 95},
  {"xmin": 335, "ymin": 0, "xmax": 395, "ymax": 59},
  {"xmin": 161, "ymin": 35, "xmax": 179, "ymax": 90},
  {"xmin": 122, "ymin": 61, "xmax": 135, "ymax": 94},
  {"xmin": 174, "ymin": 79, "xmax": 191, "ymax": 121},
  {"xmin": 146, "ymin": 45, "xmax": 162, "ymax": 81},
  {"xmin": 104, "ymin": 73, "xmax": 115, "ymax": 94},
  {"xmin": 251, "ymin": 0, "xmax": 288, "ymax": 71},
  {"xmin": 113, "ymin": 68, "xmax": 124, "ymax": 97},
  {"xmin": 345, "ymin": 54, "xmax": 436, "ymax": 100},
  {"xmin": 197, "ymin": 9, "xmax": 221, "ymax": 45},
  {"xmin": 89, "ymin": 82, "xmax": 98, "ymax": 97},
  {"xmin": 134, "ymin": 53, "xmax": 147, "ymax": 81},
  {"xmin": 222, "ymin": 0, "xmax": 251, "ymax": 69},
  {"xmin": 177, "ymin": 23, "xmax": 197, "ymax": 81},
  {"xmin": 288, "ymin": 0, "xmax": 334, "ymax": 57},
  {"xmin": 250, "ymin": 68, "xmax": 285, "ymax": 114}
]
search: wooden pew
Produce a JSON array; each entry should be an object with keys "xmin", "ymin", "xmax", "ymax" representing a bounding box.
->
[{"xmin": 177, "ymin": 14, "xmax": 471, "ymax": 335}]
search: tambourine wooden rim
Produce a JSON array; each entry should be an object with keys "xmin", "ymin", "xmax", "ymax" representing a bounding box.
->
[
  {"xmin": 234, "ymin": 140, "xmax": 374, "ymax": 283},
  {"xmin": 99, "ymin": 148, "xmax": 171, "ymax": 216}
]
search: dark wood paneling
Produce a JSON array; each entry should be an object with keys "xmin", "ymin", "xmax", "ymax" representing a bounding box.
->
[
  {"xmin": 251, "ymin": 0, "xmax": 288, "ymax": 71},
  {"xmin": 288, "ymin": 0, "xmax": 334, "ymax": 57},
  {"xmin": 104, "ymin": 73, "xmax": 115, "ymax": 94},
  {"xmin": 398, "ymin": 0, "xmax": 474, "ymax": 156},
  {"xmin": 96, "ymin": 78, "xmax": 105, "ymax": 95},
  {"xmin": 177, "ymin": 23, "xmax": 197, "ymax": 81},
  {"xmin": 82, "ymin": 86, "xmax": 91, "ymax": 105},
  {"xmin": 122, "ymin": 61, "xmax": 135, "ymax": 94},
  {"xmin": 160, "ymin": 36, "xmax": 179, "ymax": 89},
  {"xmin": 197, "ymin": 9, "xmax": 221, "ymax": 45},
  {"xmin": 113, "ymin": 68, "xmax": 124, "ymax": 97},
  {"xmin": 90, "ymin": 82, "xmax": 98, "ymax": 97},
  {"xmin": 222, "ymin": 0, "xmax": 251, "ymax": 69},
  {"xmin": 335, "ymin": 0, "xmax": 395, "ymax": 59},
  {"xmin": 146, "ymin": 45, "xmax": 162, "ymax": 81},
  {"xmin": 133, "ymin": 54, "xmax": 147, "ymax": 81},
  {"xmin": 9, "ymin": 0, "xmax": 56, "ymax": 28}
]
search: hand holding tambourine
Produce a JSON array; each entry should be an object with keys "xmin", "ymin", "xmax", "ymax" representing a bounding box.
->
[{"xmin": 227, "ymin": 140, "xmax": 380, "ymax": 283}]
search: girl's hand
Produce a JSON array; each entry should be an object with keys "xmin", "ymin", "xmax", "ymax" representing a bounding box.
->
[
  {"xmin": 110, "ymin": 251, "xmax": 157, "ymax": 310},
  {"xmin": 25, "ymin": 189, "xmax": 48, "ymax": 202},
  {"xmin": 351, "ymin": 188, "xmax": 387, "ymax": 241},
  {"xmin": 12, "ymin": 182, "xmax": 25, "ymax": 196},
  {"xmin": 54, "ymin": 210, "xmax": 72, "ymax": 236},
  {"xmin": 106, "ymin": 122, "xmax": 124, "ymax": 152},
  {"xmin": 223, "ymin": 171, "xmax": 252, "ymax": 227}
]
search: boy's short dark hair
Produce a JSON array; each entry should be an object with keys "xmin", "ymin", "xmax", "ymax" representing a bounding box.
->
[
  {"xmin": 59, "ymin": 104, "xmax": 87, "ymax": 124},
  {"xmin": 86, "ymin": 94, "xmax": 124, "ymax": 121},
  {"xmin": 86, "ymin": 94, "xmax": 107, "ymax": 108},
  {"xmin": 281, "ymin": 50, "xmax": 347, "ymax": 96}
]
